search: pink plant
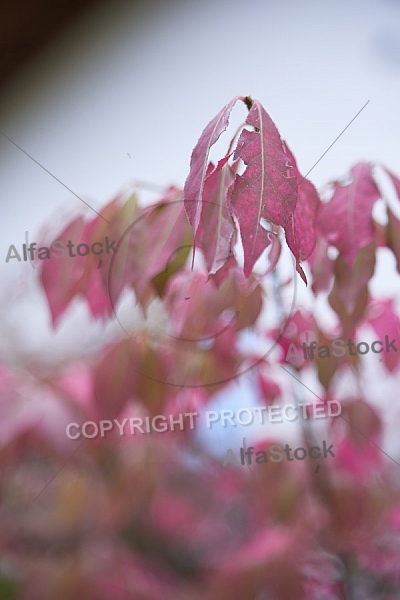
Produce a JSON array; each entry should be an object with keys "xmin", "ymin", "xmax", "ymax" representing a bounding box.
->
[{"xmin": 1, "ymin": 96, "xmax": 400, "ymax": 599}]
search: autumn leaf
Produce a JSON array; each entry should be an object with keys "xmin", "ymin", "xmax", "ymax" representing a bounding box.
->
[
  {"xmin": 367, "ymin": 299, "xmax": 400, "ymax": 372},
  {"xmin": 93, "ymin": 335, "xmax": 172, "ymax": 419},
  {"xmin": 272, "ymin": 309, "xmax": 316, "ymax": 369},
  {"xmin": 41, "ymin": 192, "xmax": 139, "ymax": 325},
  {"xmin": 164, "ymin": 268, "xmax": 262, "ymax": 342},
  {"xmin": 318, "ymin": 163, "xmax": 380, "ymax": 267},
  {"xmin": 308, "ymin": 237, "xmax": 334, "ymax": 296},
  {"xmin": 315, "ymin": 327, "xmax": 359, "ymax": 390},
  {"xmin": 209, "ymin": 250, "xmax": 237, "ymax": 288},
  {"xmin": 328, "ymin": 242, "xmax": 376, "ymax": 335},
  {"xmin": 183, "ymin": 96, "xmax": 243, "ymax": 237},
  {"xmin": 80, "ymin": 194, "xmax": 137, "ymax": 320},
  {"xmin": 332, "ymin": 399, "xmax": 383, "ymax": 480},
  {"xmin": 40, "ymin": 215, "xmax": 88, "ymax": 326},
  {"xmin": 230, "ymin": 100, "xmax": 298, "ymax": 276},
  {"xmin": 93, "ymin": 338, "xmax": 138, "ymax": 418},
  {"xmin": 283, "ymin": 144, "xmax": 320, "ymax": 284},
  {"xmin": 131, "ymin": 193, "xmax": 192, "ymax": 304},
  {"xmin": 97, "ymin": 191, "xmax": 139, "ymax": 309},
  {"xmin": 197, "ymin": 156, "xmax": 236, "ymax": 274},
  {"xmin": 104, "ymin": 188, "xmax": 193, "ymax": 313},
  {"xmin": 384, "ymin": 205, "xmax": 400, "ymax": 274}
]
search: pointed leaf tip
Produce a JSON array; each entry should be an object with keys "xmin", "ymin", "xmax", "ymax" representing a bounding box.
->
[{"xmin": 183, "ymin": 96, "xmax": 243, "ymax": 237}]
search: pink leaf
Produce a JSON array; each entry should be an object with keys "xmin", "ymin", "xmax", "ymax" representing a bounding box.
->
[
  {"xmin": 93, "ymin": 339, "xmax": 138, "ymax": 419},
  {"xmin": 385, "ymin": 207, "xmax": 400, "ymax": 274},
  {"xmin": 383, "ymin": 168, "xmax": 400, "ymax": 272},
  {"xmin": 367, "ymin": 299, "xmax": 400, "ymax": 372},
  {"xmin": 209, "ymin": 250, "xmax": 237, "ymax": 287},
  {"xmin": 245, "ymin": 232, "xmax": 282, "ymax": 293},
  {"xmin": 230, "ymin": 100, "xmax": 298, "ymax": 276},
  {"xmin": 308, "ymin": 237, "xmax": 334, "ymax": 295},
  {"xmin": 332, "ymin": 399, "xmax": 382, "ymax": 481},
  {"xmin": 271, "ymin": 309, "xmax": 316, "ymax": 368},
  {"xmin": 197, "ymin": 156, "xmax": 236, "ymax": 274},
  {"xmin": 85, "ymin": 268, "xmax": 114, "ymax": 320},
  {"xmin": 94, "ymin": 192, "xmax": 139, "ymax": 310},
  {"xmin": 318, "ymin": 163, "xmax": 381, "ymax": 267},
  {"xmin": 283, "ymin": 144, "xmax": 320, "ymax": 284},
  {"xmin": 132, "ymin": 195, "xmax": 192, "ymax": 301},
  {"xmin": 257, "ymin": 373, "xmax": 281, "ymax": 406},
  {"xmin": 328, "ymin": 243, "xmax": 376, "ymax": 335},
  {"xmin": 40, "ymin": 216, "xmax": 88, "ymax": 326},
  {"xmin": 184, "ymin": 96, "xmax": 243, "ymax": 236},
  {"xmin": 164, "ymin": 271, "xmax": 216, "ymax": 338}
]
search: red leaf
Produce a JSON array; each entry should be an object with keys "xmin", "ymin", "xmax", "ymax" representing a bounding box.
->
[
  {"xmin": 230, "ymin": 100, "xmax": 298, "ymax": 276},
  {"xmin": 318, "ymin": 163, "xmax": 380, "ymax": 267},
  {"xmin": 209, "ymin": 250, "xmax": 237, "ymax": 288},
  {"xmin": 184, "ymin": 96, "xmax": 243, "ymax": 236},
  {"xmin": 197, "ymin": 157, "xmax": 236, "ymax": 274},
  {"xmin": 283, "ymin": 144, "xmax": 320, "ymax": 284}
]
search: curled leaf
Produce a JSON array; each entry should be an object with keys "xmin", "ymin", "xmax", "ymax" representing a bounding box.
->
[
  {"xmin": 184, "ymin": 96, "xmax": 243, "ymax": 236},
  {"xmin": 230, "ymin": 100, "xmax": 297, "ymax": 276},
  {"xmin": 197, "ymin": 156, "xmax": 235, "ymax": 274},
  {"xmin": 283, "ymin": 144, "xmax": 320, "ymax": 284}
]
